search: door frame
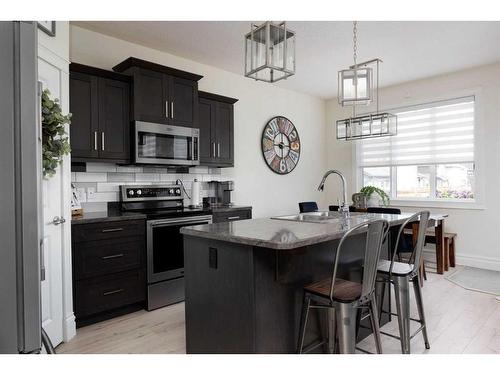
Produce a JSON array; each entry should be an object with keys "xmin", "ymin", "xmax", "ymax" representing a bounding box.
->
[{"xmin": 38, "ymin": 32, "xmax": 76, "ymax": 343}]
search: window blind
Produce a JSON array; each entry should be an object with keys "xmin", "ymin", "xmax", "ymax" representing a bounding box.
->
[{"xmin": 357, "ymin": 96, "xmax": 475, "ymax": 167}]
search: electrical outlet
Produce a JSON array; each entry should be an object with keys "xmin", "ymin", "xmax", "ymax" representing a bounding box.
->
[
  {"xmin": 87, "ymin": 187, "xmax": 96, "ymax": 200},
  {"xmin": 76, "ymin": 188, "xmax": 87, "ymax": 203}
]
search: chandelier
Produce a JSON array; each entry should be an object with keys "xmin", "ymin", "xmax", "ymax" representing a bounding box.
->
[
  {"xmin": 244, "ymin": 21, "xmax": 296, "ymax": 83},
  {"xmin": 336, "ymin": 21, "xmax": 397, "ymax": 141}
]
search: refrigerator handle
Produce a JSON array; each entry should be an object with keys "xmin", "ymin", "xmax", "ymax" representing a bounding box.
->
[{"xmin": 40, "ymin": 239, "xmax": 45, "ymax": 282}]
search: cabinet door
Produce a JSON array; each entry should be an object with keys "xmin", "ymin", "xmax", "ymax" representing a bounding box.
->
[
  {"xmin": 98, "ymin": 78, "xmax": 130, "ymax": 161},
  {"xmin": 70, "ymin": 72, "xmax": 99, "ymax": 159},
  {"xmin": 133, "ymin": 68, "xmax": 169, "ymax": 124},
  {"xmin": 169, "ymin": 76, "xmax": 198, "ymax": 127},
  {"xmin": 198, "ymin": 98, "xmax": 217, "ymax": 164},
  {"xmin": 215, "ymin": 102, "xmax": 234, "ymax": 166}
]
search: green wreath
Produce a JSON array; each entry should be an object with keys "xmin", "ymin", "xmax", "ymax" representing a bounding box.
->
[{"xmin": 42, "ymin": 89, "xmax": 71, "ymax": 178}]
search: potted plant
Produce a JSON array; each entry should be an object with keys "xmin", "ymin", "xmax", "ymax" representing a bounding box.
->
[{"xmin": 360, "ymin": 186, "xmax": 390, "ymax": 207}]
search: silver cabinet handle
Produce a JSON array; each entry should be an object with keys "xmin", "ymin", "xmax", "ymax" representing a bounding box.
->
[
  {"xmin": 227, "ymin": 216, "xmax": 240, "ymax": 220},
  {"xmin": 101, "ymin": 132, "xmax": 105, "ymax": 151},
  {"xmin": 102, "ymin": 227, "xmax": 124, "ymax": 233},
  {"xmin": 103, "ymin": 288, "xmax": 124, "ymax": 296},
  {"xmin": 101, "ymin": 254, "xmax": 124, "ymax": 260},
  {"xmin": 171, "ymin": 101, "xmax": 174, "ymax": 119},
  {"xmin": 52, "ymin": 216, "xmax": 66, "ymax": 225},
  {"xmin": 213, "ymin": 142, "xmax": 216, "ymax": 157},
  {"xmin": 165, "ymin": 101, "xmax": 169, "ymax": 118},
  {"xmin": 94, "ymin": 131, "xmax": 98, "ymax": 151},
  {"xmin": 217, "ymin": 143, "xmax": 220, "ymax": 157}
]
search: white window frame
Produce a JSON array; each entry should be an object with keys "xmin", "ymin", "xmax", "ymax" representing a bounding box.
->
[{"xmin": 353, "ymin": 88, "xmax": 485, "ymax": 210}]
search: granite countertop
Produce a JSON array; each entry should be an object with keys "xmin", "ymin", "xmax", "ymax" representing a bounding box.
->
[
  {"xmin": 180, "ymin": 212, "xmax": 448, "ymax": 250},
  {"xmin": 211, "ymin": 205, "xmax": 253, "ymax": 213},
  {"xmin": 71, "ymin": 205, "xmax": 252, "ymax": 225},
  {"xmin": 71, "ymin": 210, "xmax": 147, "ymax": 225}
]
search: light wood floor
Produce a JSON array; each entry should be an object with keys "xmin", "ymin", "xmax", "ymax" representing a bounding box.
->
[{"xmin": 57, "ymin": 266, "xmax": 500, "ymax": 354}]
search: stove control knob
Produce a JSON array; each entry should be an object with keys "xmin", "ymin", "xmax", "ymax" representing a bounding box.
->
[
  {"xmin": 176, "ymin": 189, "xmax": 181, "ymax": 195},
  {"xmin": 169, "ymin": 189, "xmax": 174, "ymax": 195},
  {"xmin": 137, "ymin": 189, "xmax": 142, "ymax": 195},
  {"xmin": 129, "ymin": 190, "xmax": 134, "ymax": 196}
]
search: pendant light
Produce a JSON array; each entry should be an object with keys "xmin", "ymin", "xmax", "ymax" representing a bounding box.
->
[
  {"xmin": 336, "ymin": 22, "xmax": 397, "ymax": 141},
  {"xmin": 244, "ymin": 21, "xmax": 296, "ymax": 83}
]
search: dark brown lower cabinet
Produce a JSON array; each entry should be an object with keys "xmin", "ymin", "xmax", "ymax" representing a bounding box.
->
[
  {"xmin": 212, "ymin": 208, "xmax": 252, "ymax": 223},
  {"xmin": 72, "ymin": 219, "xmax": 146, "ymax": 327}
]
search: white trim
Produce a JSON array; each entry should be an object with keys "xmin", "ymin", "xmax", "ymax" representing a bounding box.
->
[
  {"xmin": 390, "ymin": 199, "xmax": 485, "ymax": 210},
  {"xmin": 454, "ymin": 254, "xmax": 500, "ymax": 272}
]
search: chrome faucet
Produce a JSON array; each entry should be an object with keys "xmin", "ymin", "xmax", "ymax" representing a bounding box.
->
[{"xmin": 317, "ymin": 170, "xmax": 350, "ymax": 216}]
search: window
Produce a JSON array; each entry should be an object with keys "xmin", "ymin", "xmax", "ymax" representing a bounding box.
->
[{"xmin": 356, "ymin": 96, "xmax": 475, "ymax": 201}]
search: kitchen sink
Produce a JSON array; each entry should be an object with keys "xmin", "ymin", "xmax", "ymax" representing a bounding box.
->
[{"xmin": 271, "ymin": 211, "xmax": 369, "ymax": 224}]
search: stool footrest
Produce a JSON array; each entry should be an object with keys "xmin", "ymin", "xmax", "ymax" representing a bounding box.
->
[{"xmin": 302, "ymin": 339, "xmax": 326, "ymax": 354}]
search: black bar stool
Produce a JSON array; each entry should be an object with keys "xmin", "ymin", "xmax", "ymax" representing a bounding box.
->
[
  {"xmin": 299, "ymin": 201, "xmax": 318, "ymax": 213},
  {"xmin": 297, "ymin": 219, "xmax": 389, "ymax": 354},
  {"xmin": 376, "ymin": 211, "xmax": 431, "ymax": 354}
]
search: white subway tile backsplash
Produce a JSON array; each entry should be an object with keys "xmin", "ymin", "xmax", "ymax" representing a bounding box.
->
[
  {"xmin": 96, "ymin": 182, "xmax": 121, "ymax": 192},
  {"xmin": 160, "ymin": 173, "xmax": 178, "ymax": 182},
  {"xmin": 107, "ymin": 172, "xmax": 135, "ymax": 182},
  {"xmin": 71, "ymin": 164, "xmax": 234, "ymax": 207},
  {"xmin": 75, "ymin": 172, "xmax": 107, "ymax": 182},
  {"xmin": 86, "ymin": 163, "xmax": 117, "ymax": 173},
  {"xmin": 87, "ymin": 191, "xmax": 119, "ymax": 202},
  {"xmin": 81, "ymin": 202, "xmax": 107, "ymax": 213},
  {"xmin": 116, "ymin": 165, "xmax": 144, "ymax": 173},
  {"xmin": 189, "ymin": 166, "xmax": 209, "ymax": 174},
  {"xmin": 135, "ymin": 173, "xmax": 160, "ymax": 182}
]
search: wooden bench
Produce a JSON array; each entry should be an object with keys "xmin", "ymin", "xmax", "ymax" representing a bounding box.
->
[{"xmin": 424, "ymin": 231, "xmax": 456, "ymax": 271}]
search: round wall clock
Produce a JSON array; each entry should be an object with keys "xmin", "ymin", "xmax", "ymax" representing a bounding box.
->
[{"xmin": 261, "ymin": 116, "xmax": 301, "ymax": 175}]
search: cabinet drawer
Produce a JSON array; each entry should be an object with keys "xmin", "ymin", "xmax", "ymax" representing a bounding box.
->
[
  {"xmin": 213, "ymin": 209, "xmax": 252, "ymax": 223},
  {"xmin": 72, "ymin": 219, "xmax": 145, "ymax": 242},
  {"xmin": 74, "ymin": 269, "xmax": 145, "ymax": 318},
  {"xmin": 73, "ymin": 237, "xmax": 144, "ymax": 280}
]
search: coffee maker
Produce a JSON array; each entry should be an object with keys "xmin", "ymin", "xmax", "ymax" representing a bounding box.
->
[{"xmin": 204, "ymin": 181, "xmax": 234, "ymax": 207}]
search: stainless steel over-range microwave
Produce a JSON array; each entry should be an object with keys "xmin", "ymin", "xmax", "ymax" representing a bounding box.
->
[{"xmin": 133, "ymin": 121, "xmax": 200, "ymax": 166}]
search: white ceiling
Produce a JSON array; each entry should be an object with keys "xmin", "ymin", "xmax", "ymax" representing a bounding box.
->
[{"xmin": 72, "ymin": 21, "xmax": 500, "ymax": 99}]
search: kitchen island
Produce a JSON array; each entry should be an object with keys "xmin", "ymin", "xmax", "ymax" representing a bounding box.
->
[{"xmin": 180, "ymin": 212, "xmax": 436, "ymax": 354}]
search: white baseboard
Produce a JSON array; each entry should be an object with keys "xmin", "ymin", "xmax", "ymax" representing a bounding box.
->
[
  {"xmin": 423, "ymin": 248, "xmax": 500, "ymax": 272},
  {"xmin": 63, "ymin": 313, "xmax": 76, "ymax": 342}
]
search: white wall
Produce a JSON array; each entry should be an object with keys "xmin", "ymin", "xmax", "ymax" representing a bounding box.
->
[
  {"xmin": 69, "ymin": 25, "xmax": 328, "ymax": 218},
  {"xmin": 326, "ymin": 63, "xmax": 500, "ymax": 271}
]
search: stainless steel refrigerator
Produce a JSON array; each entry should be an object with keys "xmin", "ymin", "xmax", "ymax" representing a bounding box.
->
[{"xmin": 0, "ymin": 21, "xmax": 42, "ymax": 354}]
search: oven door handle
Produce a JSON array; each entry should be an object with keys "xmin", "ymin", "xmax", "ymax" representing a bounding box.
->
[{"xmin": 148, "ymin": 215, "xmax": 213, "ymax": 227}]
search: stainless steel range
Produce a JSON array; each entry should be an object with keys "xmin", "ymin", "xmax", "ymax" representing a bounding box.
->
[{"xmin": 120, "ymin": 185, "xmax": 212, "ymax": 310}]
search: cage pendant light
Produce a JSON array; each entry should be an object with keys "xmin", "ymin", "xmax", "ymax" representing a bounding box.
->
[
  {"xmin": 338, "ymin": 22, "xmax": 373, "ymax": 106},
  {"xmin": 336, "ymin": 22, "xmax": 397, "ymax": 141},
  {"xmin": 244, "ymin": 21, "xmax": 296, "ymax": 83}
]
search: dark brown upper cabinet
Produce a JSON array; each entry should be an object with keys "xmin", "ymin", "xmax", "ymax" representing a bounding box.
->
[
  {"xmin": 198, "ymin": 91, "xmax": 238, "ymax": 167},
  {"xmin": 70, "ymin": 63, "xmax": 131, "ymax": 163},
  {"xmin": 113, "ymin": 57, "xmax": 202, "ymax": 128}
]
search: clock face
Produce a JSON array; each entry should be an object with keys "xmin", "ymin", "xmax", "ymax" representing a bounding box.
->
[{"xmin": 261, "ymin": 116, "xmax": 301, "ymax": 175}]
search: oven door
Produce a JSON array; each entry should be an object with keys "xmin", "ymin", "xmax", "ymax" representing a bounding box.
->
[
  {"xmin": 135, "ymin": 121, "xmax": 199, "ymax": 166},
  {"xmin": 146, "ymin": 215, "xmax": 212, "ymax": 283}
]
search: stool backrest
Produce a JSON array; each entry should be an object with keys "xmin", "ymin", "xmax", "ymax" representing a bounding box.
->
[
  {"xmin": 299, "ymin": 201, "xmax": 318, "ymax": 213},
  {"xmin": 329, "ymin": 205, "xmax": 357, "ymax": 212},
  {"xmin": 390, "ymin": 211, "xmax": 430, "ymax": 276},
  {"xmin": 329, "ymin": 219, "xmax": 389, "ymax": 302}
]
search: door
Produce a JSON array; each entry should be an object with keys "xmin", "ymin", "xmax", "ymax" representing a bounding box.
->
[
  {"xmin": 169, "ymin": 76, "xmax": 198, "ymax": 127},
  {"xmin": 134, "ymin": 68, "xmax": 168, "ymax": 123},
  {"xmin": 98, "ymin": 78, "xmax": 130, "ymax": 161},
  {"xmin": 215, "ymin": 102, "xmax": 234, "ymax": 166},
  {"xmin": 38, "ymin": 59, "xmax": 66, "ymax": 346},
  {"xmin": 198, "ymin": 97, "xmax": 216, "ymax": 164},
  {"xmin": 69, "ymin": 72, "xmax": 99, "ymax": 159}
]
